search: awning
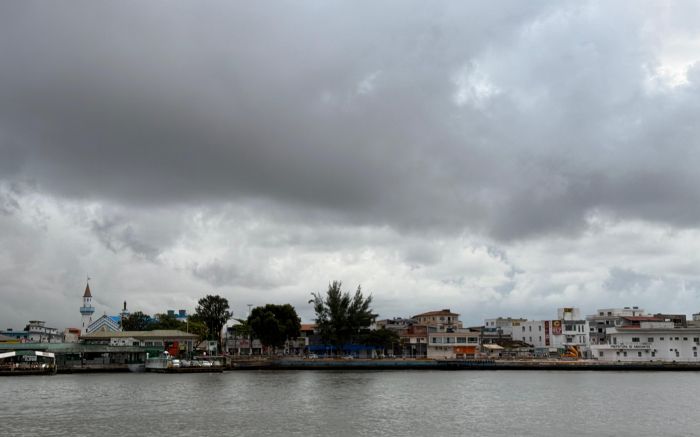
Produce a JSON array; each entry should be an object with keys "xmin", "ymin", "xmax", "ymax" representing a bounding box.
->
[{"xmin": 482, "ymin": 344, "xmax": 504, "ymax": 350}]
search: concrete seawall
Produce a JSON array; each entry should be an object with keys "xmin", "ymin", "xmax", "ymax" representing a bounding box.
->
[{"xmin": 229, "ymin": 358, "xmax": 700, "ymax": 371}]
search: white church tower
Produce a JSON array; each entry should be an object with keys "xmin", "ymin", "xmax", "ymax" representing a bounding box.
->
[{"xmin": 79, "ymin": 281, "xmax": 95, "ymax": 335}]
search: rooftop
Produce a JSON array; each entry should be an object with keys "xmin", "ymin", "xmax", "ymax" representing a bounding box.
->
[
  {"xmin": 81, "ymin": 330, "xmax": 197, "ymax": 339},
  {"xmin": 413, "ymin": 309, "xmax": 459, "ymax": 318}
]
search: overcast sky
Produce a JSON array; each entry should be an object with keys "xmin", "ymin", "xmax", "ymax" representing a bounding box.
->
[{"xmin": 2, "ymin": 1, "xmax": 700, "ymax": 330}]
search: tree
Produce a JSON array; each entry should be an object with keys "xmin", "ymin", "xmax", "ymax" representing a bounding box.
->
[
  {"xmin": 186, "ymin": 314, "xmax": 208, "ymax": 342},
  {"xmin": 151, "ymin": 313, "xmax": 186, "ymax": 331},
  {"xmin": 310, "ymin": 281, "xmax": 376, "ymax": 355},
  {"xmin": 121, "ymin": 311, "xmax": 152, "ymax": 331},
  {"xmin": 195, "ymin": 294, "xmax": 232, "ymax": 353},
  {"xmin": 248, "ymin": 304, "xmax": 301, "ymax": 353},
  {"xmin": 361, "ymin": 328, "xmax": 400, "ymax": 356}
]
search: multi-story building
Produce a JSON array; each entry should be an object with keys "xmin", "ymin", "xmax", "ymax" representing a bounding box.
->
[
  {"xmin": 512, "ymin": 308, "xmax": 590, "ymax": 356},
  {"xmin": 407, "ymin": 309, "xmax": 481, "ymax": 359},
  {"xmin": 399, "ymin": 324, "xmax": 428, "ymax": 358},
  {"xmin": 483, "ymin": 317, "xmax": 528, "ymax": 342},
  {"xmin": 427, "ymin": 327, "xmax": 481, "ymax": 359},
  {"xmin": 412, "ymin": 309, "xmax": 462, "ymax": 330},
  {"xmin": 592, "ymin": 318, "xmax": 700, "ymax": 362},
  {"xmin": 586, "ymin": 307, "xmax": 646, "ymax": 345},
  {"xmin": 24, "ymin": 320, "xmax": 62, "ymax": 343}
]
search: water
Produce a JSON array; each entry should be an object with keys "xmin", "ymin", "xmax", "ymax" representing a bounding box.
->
[{"xmin": 2, "ymin": 370, "xmax": 698, "ymax": 436}]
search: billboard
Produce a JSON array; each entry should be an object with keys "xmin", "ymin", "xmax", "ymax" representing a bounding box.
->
[
  {"xmin": 544, "ymin": 320, "xmax": 550, "ymax": 346},
  {"xmin": 551, "ymin": 320, "xmax": 562, "ymax": 335}
]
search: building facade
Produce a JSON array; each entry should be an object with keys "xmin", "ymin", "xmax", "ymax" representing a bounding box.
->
[
  {"xmin": 512, "ymin": 308, "xmax": 590, "ymax": 356},
  {"xmin": 586, "ymin": 307, "xmax": 646, "ymax": 345},
  {"xmin": 24, "ymin": 321, "xmax": 62, "ymax": 343},
  {"xmin": 592, "ymin": 320, "xmax": 700, "ymax": 362}
]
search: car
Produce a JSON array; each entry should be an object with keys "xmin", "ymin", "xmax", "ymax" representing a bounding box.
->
[
  {"xmin": 307, "ymin": 354, "xmax": 319, "ymax": 359},
  {"xmin": 342, "ymin": 355, "xmax": 354, "ymax": 360},
  {"xmin": 201, "ymin": 360, "xmax": 213, "ymax": 367},
  {"xmin": 171, "ymin": 359, "xmax": 181, "ymax": 368}
]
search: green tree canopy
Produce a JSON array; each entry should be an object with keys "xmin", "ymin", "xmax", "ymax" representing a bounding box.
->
[
  {"xmin": 361, "ymin": 328, "xmax": 400, "ymax": 354},
  {"xmin": 248, "ymin": 304, "xmax": 301, "ymax": 351},
  {"xmin": 121, "ymin": 311, "xmax": 152, "ymax": 331},
  {"xmin": 310, "ymin": 281, "xmax": 376, "ymax": 353},
  {"xmin": 185, "ymin": 314, "xmax": 208, "ymax": 342},
  {"xmin": 151, "ymin": 313, "xmax": 186, "ymax": 331},
  {"xmin": 195, "ymin": 294, "xmax": 232, "ymax": 352}
]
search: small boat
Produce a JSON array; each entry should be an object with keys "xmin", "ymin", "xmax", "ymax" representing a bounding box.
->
[{"xmin": 0, "ymin": 350, "xmax": 57, "ymax": 376}]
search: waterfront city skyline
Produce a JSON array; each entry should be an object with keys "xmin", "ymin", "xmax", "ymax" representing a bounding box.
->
[{"xmin": 2, "ymin": 1, "xmax": 700, "ymax": 330}]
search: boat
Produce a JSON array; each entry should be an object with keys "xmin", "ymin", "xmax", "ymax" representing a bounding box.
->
[{"xmin": 0, "ymin": 350, "xmax": 57, "ymax": 376}]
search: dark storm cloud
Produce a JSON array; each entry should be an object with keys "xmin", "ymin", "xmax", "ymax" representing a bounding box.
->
[{"xmin": 1, "ymin": 1, "xmax": 700, "ymax": 243}]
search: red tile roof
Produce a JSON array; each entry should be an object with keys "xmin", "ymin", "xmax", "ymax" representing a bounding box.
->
[{"xmin": 300, "ymin": 323, "xmax": 316, "ymax": 332}]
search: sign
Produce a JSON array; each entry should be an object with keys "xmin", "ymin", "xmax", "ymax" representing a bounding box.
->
[
  {"xmin": 551, "ymin": 320, "xmax": 562, "ymax": 335},
  {"xmin": 544, "ymin": 321, "xmax": 550, "ymax": 346},
  {"xmin": 612, "ymin": 344, "xmax": 651, "ymax": 350}
]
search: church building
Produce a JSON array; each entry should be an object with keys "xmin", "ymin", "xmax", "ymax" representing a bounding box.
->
[{"xmin": 79, "ymin": 281, "xmax": 128, "ymax": 335}]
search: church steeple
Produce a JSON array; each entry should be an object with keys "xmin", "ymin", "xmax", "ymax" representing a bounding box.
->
[{"xmin": 80, "ymin": 279, "xmax": 95, "ymax": 335}]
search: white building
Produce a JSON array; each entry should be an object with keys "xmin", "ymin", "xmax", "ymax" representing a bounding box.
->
[
  {"xmin": 593, "ymin": 320, "xmax": 700, "ymax": 362},
  {"xmin": 587, "ymin": 307, "xmax": 646, "ymax": 345},
  {"xmin": 512, "ymin": 308, "xmax": 590, "ymax": 355},
  {"xmin": 427, "ymin": 328, "xmax": 481, "ymax": 359},
  {"xmin": 483, "ymin": 317, "xmax": 528, "ymax": 339},
  {"xmin": 24, "ymin": 320, "xmax": 62, "ymax": 343}
]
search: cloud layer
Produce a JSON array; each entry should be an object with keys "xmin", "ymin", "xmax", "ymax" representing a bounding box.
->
[{"xmin": 1, "ymin": 1, "xmax": 700, "ymax": 329}]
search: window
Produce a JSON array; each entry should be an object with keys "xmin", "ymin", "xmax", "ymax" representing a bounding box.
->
[
  {"xmin": 651, "ymin": 351, "xmax": 656, "ymax": 357},
  {"xmin": 694, "ymin": 338, "xmax": 699, "ymax": 343},
  {"xmin": 522, "ymin": 327, "xmax": 526, "ymax": 332},
  {"xmin": 638, "ymin": 352, "xmax": 642, "ymax": 357},
  {"xmin": 676, "ymin": 351, "xmax": 680, "ymax": 357},
  {"xmin": 529, "ymin": 337, "xmax": 532, "ymax": 342},
  {"xmin": 695, "ymin": 352, "xmax": 698, "ymax": 358},
  {"xmin": 538, "ymin": 326, "xmax": 542, "ymax": 331},
  {"xmin": 660, "ymin": 337, "xmax": 664, "ymax": 341},
  {"xmin": 456, "ymin": 337, "xmax": 466, "ymax": 343},
  {"xmin": 529, "ymin": 326, "xmax": 532, "ymax": 332},
  {"xmin": 599, "ymin": 351, "xmax": 604, "ymax": 357},
  {"xmin": 632, "ymin": 337, "xmax": 640, "ymax": 343},
  {"xmin": 648, "ymin": 338, "xmax": 654, "ymax": 343},
  {"xmin": 539, "ymin": 336, "xmax": 542, "ymax": 342},
  {"xmin": 623, "ymin": 351, "xmax": 627, "ymax": 357},
  {"xmin": 683, "ymin": 337, "xmax": 688, "ymax": 341}
]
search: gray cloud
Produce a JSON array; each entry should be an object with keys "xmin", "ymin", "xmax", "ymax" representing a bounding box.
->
[
  {"xmin": 2, "ymin": 2, "xmax": 700, "ymax": 329},
  {"xmin": 2, "ymin": 2, "xmax": 698, "ymax": 240}
]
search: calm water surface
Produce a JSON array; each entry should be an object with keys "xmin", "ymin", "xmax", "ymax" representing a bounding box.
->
[{"xmin": 2, "ymin": 370, "xmax": 698, "ymax": 436}]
